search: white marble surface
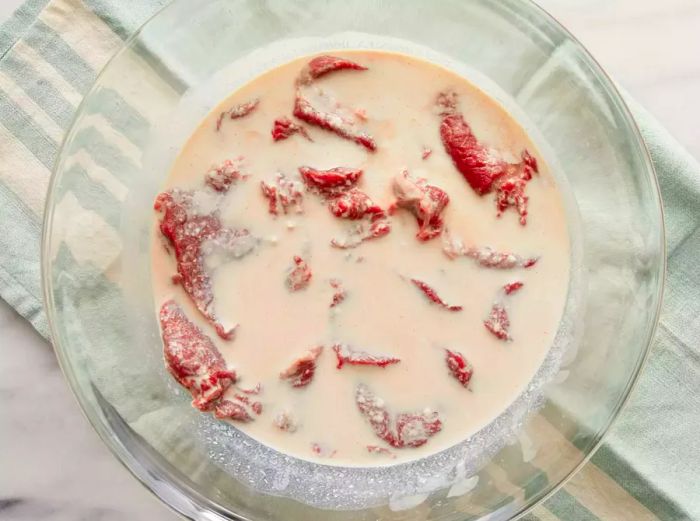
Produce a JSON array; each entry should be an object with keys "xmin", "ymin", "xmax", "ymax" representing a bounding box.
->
[
  {"xmin": 539, "ymin": 0, "xmax": 700, "ymax": 161},
  {"xmin": 1, "ymin": 1, "xmax": 699, "ymax": 520},
  {"xmin": 0, "ymin": 1, "xmax": 25, "ymax": 21}
]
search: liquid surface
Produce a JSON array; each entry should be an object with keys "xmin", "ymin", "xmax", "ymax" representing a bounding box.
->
[{"xmin": 152, "ymin": 50, "xmax": 570, "ymax": 466}]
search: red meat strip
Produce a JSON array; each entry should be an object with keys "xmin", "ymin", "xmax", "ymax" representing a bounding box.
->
[
  {"xmin": 216, "ymin": 98, "xmax": 259, "ymax": 131},
  {"xmin": 205, "ymin": 158, "xmax": 246, "ymax": 193},
  {"xmin": 410, "ymin": 278, "xmax": 463, "ymax": 312},
  {"xmin": 328, "ymin": 188, "xmax": 385, "ymax": 220},
  {"xmin": 280, "ymin": 346, "xmax": 323, "ymax": 388},
  {"xmin": 484, "ymin": 303, "xmax": 511, "ymax": 341},
  {"xmin": 294, "ymin": 89, "xmax": 376, "ymax": 151},
  {"xmin": 356, "ymin": 384, "xmax": 393, "ymax": 445},
  {"xmin": 438, "ymin": 91, "xmax": 538, "ymax": 224},
  {"xmin": 395, "ymin": 412, "xmax": 444, "ymax": 448},
  {"xmin": 214, "ymin": 390, "xmax": 263, "ymax": 422},
  {"xmin": 159, "ymin": 300, "xmax": 236, "ymax": 411},
  {"xmin": 215, "ymin": 389, "xmax": 264, "ymax": 421},
  {"xmin": 214, "ymin": 399, "xmax": 253, "ymax": 422},
  {"xmin": 298, "ymin": 166, "xmax": 363, "ymax": 196},
  {"xmin": 391, "ymin": 171, "xmax": 449, "ymax": 241},
  {"xmin": 260, "ymin": 173, "xmax": 304, "ymax": 216},
  {"xmin": 306, "ymin": 172, "xmax": 391, "ymax": 248},
  {"xmin": 155, "ymin": 189, "xmax": 257, "ymax": 339},
  {"xmin": 355, "ymin": 384, "xmax": 442, "ymax": 449},
  {"xmin": 329, "ymin": 279, "xmax": 346, "ymax": 308},
  {"xmin": 286, "ymin": 256, "xmax": 312, "ymax": 291},
  {"xmin": 445, "ymin": 349, "xmax": 473, "ymax": 387},
  {"xmin": 271, "ymin": 117, "xmax": 312, "ymax": 142},
  {"xmin": 442, "ymin": 233, "xmax": 539, "ymax": 268},
  {"xmin": 484, "ymin": 282, "xmax": 525, "ymax": 341},
  {"xmin": 437, "ymin": 91, "xmax": 503, "ymax": 195},
  {"xmin": 494, "ymin": 158, "xmax": 536, "ymax": 225},
  {"xmin": 503, "ymin": 281, "xmax": 524, "ymax": 295},
  {"xmin": 298, "ymin": 55, "xmax": 367, "ymax": 85},
  {"xmin": 332, "ymin": 344, "xmax": 401, "ymax": 369}
]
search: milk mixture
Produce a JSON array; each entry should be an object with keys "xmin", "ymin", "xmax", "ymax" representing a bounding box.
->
[{"xmin": 152, "ymin": 51, "xmax": 570, "ymax": 466}]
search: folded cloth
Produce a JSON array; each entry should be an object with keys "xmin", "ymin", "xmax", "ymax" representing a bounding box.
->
[{"xmin": 0, "ymin": 1, "xmax": 697, "ymax": 519}]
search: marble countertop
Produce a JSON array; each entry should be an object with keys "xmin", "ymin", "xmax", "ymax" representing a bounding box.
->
[{"xmin": 1, "ymin": 1, "xmax": 698, "ymax": 520}]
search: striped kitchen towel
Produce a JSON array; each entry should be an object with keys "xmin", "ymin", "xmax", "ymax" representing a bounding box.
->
[{"xmin": 0, "ymin": 1, "xmax": 697, "ymax": 520}]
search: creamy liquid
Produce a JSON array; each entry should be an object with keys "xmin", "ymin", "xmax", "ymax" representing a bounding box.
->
[{"xmin": 152, "ymin": 51, "xmax": 570, "ymax": 466}]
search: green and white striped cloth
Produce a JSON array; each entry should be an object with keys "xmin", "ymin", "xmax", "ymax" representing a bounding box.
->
[{"xmin": 1, "ymin": 1, "xmax": 697, "ymax": 519}]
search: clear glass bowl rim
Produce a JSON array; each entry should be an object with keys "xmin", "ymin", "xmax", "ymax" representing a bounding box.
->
[{"xmin": 40, "ymin": 1, "xmax": 667, "ymax": 519}]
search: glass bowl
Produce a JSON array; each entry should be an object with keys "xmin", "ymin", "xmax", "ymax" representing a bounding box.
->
[{"xmin": 41, "ymin": 0, "xmax": 664, "ymax": 519}]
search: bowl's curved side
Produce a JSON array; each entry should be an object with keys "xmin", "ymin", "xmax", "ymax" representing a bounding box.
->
[
  {"xmin": 508, "ymin": 0, "xmax": 666, "ymax": 517},
  {"xmin": 508, "ymin": 0, "xmax": 667, "ymax": 519},
  {"xmin": 39, "ymin": 3, "xmax": 237, "ymax": 519}
]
